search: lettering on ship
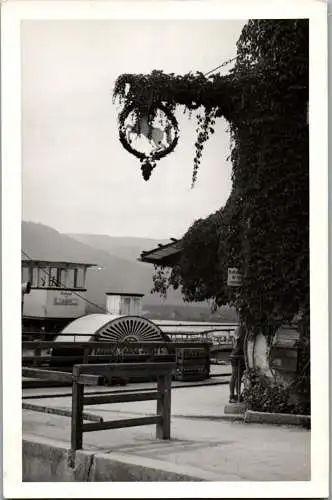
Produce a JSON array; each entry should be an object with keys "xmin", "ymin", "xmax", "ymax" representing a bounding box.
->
[{"xmin": 53, "ymin": 291, "xmax": 79, "ymax": 306}]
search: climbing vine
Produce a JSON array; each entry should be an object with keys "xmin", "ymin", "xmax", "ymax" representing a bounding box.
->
[
  {"xmin": 192, "ymin": 108, "xmax": 217, "ymax": 186},
  {"xmin": 150, "ymin": 188, "xmax": 243, "ymax": 309},
  {"xmin": 113, "ymin": 18, "xmax": 309, "ymax": 333},
  {"xmin": 113, "ymin": 70, "xmax": 232, "ymax": 185},
  {"xmin": 113, "ymin": 19, "xmax": 309, "ymax": 412}
]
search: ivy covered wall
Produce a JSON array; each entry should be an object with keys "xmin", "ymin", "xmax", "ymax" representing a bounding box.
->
[{"xmin": 113, "ymin": 19, "xmax": 310, "ymax": 412}]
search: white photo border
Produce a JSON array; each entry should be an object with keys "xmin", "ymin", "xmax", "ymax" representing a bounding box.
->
[{"xmin": 1, "ymin": 0, "xmax": 328, "ymax": 497}]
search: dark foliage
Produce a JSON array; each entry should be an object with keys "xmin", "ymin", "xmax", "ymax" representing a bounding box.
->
[
  {"xmin": 114, "ymin": 20, "xmax": 309, "ymax": 328},
  {"xmin": 113, "ymin": 20, "xmax": 310, "ymax": 410}
]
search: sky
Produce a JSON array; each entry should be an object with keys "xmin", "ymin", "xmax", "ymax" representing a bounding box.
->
[{"xmin": 21, "ymin": 19, "xmax": 246, "ymax": 239}]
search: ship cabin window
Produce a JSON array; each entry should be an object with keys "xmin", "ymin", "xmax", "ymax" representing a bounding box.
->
[
  {"xmin": 74, "ymin": 267, "xmax": 85, "ymax": 289},
  {"xmin": 66, "ymin": 269, "xmax": 75, "ymax": 288},
  {"xmin": 31, "ymin": 265, "xmax": 63, "ymax": 288},
  {"xmin": 59, "ymin": 268, "xmax": 66, "ymax": 287},
  {"xmin": 73, "ymin": 269, "xmax": 78, "ymax": 288},
  {"xmin": 38, "ymin": 267, "xmax": 48, "ymax": 287},
  {"xmin": 132, "ymin": 297, "xmax": 141, "ymax": 315},
  {"xmin": 49, "ymin": 267, "xmax": 58, "ymax": 287},
  {"xmin": 122, "ymin": 297, "xmax": 131, "ymax": 315},
  {"xmin": 31, "ymin": 267, "xmax": 39, "ymax": 287},
  {"xmin": 23, "ymin": 263, "xmax": 87, "ymax": 289},
  {"xmin": 22, "ymin": 266, "xmax": 30, "ymax": 283}
]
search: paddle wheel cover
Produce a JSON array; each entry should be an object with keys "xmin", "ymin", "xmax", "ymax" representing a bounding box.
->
[{"xmin": 95, "ymin": 315, "xmax": 168, "ymax": 343}]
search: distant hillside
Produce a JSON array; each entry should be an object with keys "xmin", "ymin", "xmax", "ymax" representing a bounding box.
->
[
  {"xmin": 22, "ymin": 221, "xmax": 239, "ymax": 322},
  {"xmin": 22, "ymin": 221, "xmax": 188, "ymax": 308},
  {"xmin": 68, "ymin": 233, "xmax": 170, "ymax": 263}
]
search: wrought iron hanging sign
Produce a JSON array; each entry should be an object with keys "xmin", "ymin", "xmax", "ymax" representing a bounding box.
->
[{"xmin": 118, "ymin": 104, "xmax": 179, "ymax": 180}]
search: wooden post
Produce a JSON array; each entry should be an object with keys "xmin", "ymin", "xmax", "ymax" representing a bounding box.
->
[
  {"xmin": 83, "ymin": 347, "xmax": 89, "ymax": 364},
  {"xmin": 204, "ymin": 343, "xmax": 210, "ymax": 378},
  {"xmin": 236, "ymin": 358, "xmax": 241, "ymax": 401},
  {"xmin": 33, "ymin": 345, "xmax": 41, "ymax": 367},
  {"xmin": 71, "ymin": 369, "xmax": 84, "ymax": 451},
  {"xmin": 156, "ymin": 374, "xmax": 171, "ymax": 439}
]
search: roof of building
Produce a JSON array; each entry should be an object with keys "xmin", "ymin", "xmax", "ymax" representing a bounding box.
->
[
  {"xmin": 139, "ymin": 239, "xmax": 182, "ymax": 266},
  {"xmin": 106, "ymin": 292, "xmax": 145, "ymax": 297},
  {"xmin": 21, "ymin": 259, "xmax": 98, "ymax": 268}
]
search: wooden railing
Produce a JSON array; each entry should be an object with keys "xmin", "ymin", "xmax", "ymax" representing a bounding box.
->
[
  {"xmin": 22, "ymin": 340, "xmax": 210, "ymax": 379},
  {"xmin": 22, "ymin": 362, "xmax": 176, "ymax": 451},
  {"xmin": 22, "ymin": 340, "xmax": 174, "ymax": 366}
]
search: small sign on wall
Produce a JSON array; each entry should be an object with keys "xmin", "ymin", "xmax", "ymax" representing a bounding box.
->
[
  {"xmin": 227, "ymin": 267, "xmax": 242, "ymax": 287},
  {"xmin": 53, "ymin": 291, "xmax": 78, "ymax": 306},
  {"xmin": 46, "ymin": 289, "xmax": 86, "ymax": 318}
]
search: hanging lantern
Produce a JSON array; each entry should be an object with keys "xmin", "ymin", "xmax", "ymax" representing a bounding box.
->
[{"xmin": 118, "ymin": 104, "xmax": 179, "ymax": 181}]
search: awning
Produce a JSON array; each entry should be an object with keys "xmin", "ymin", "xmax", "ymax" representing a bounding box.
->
[{"xmin": 139, "ymin": 239, "xmax": 182, "ymax": 266}]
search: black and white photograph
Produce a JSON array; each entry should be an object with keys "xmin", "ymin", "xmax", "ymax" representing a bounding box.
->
[{"xmin": 1, "ymin": 0, "xmax": 329, "ymax": 497}]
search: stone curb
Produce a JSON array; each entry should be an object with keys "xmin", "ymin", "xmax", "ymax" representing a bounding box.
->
[
  {"xmin": 23, "ymin": 434, "xmax": 228, "ymax": 482},
  {"xmin": 224, "ymin": 402, "xmax": 247, "ymax": 415},
  {"xmin": 244, "ymin": 410, "xmax": 311, "ymax": 427},
  {"xmin": 174, "ymin": 414, "xmax": 245, "ymax": 422}
]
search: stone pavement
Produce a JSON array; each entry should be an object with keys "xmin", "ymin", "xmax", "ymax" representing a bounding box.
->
[{"xmin": 22, "ymin": 383, "xmax": 310, "ymax": 481}]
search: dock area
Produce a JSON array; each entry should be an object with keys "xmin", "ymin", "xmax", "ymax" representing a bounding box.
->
[{"xmin": 23, "ymin": 380, "xmax": 310, "ymax": 481}]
